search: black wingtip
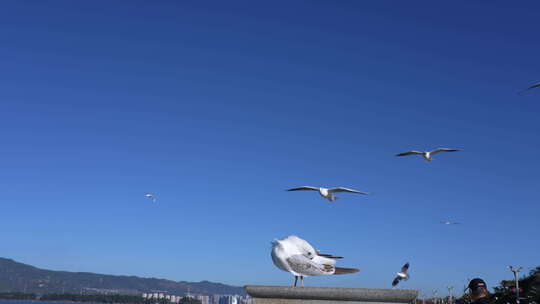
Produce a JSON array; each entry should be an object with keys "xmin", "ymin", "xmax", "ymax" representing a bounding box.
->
[
  {"xmin": 318, "ymin": 253, "xmax": 344, "ymax": 259},
  {"xmin": 334, "ymin": 267, "xmax": 360, "ymax": 274}
]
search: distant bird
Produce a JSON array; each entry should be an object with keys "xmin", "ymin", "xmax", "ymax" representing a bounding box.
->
[
  {"xmin": 392, "ymin": 263, "xmax": 410, "ymax": 287},
  {"xmin": 287, "ymin": 186, "xmax": 368, "ymax": 202},
  {"xmin": 521, "ymin": 82, "xmax": 540, "ymax": 93},
  {"xmin": 271, "ymin": 235, "xmax": 360, "ymax": 287},
  {"xmin": 395, "ymin": 148, "xmax": 460, "ymax": 162},
  {"xmin": 441, "ymin": 221, "xmax": 459, "ymax": 225},
  {"xmin": 144, "ymin": 193, "xmax": 156, "ymax": 203}
]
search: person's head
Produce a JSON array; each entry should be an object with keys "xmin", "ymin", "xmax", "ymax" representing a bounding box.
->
[{"xmin": 468, "ymin": 278, "xmax": 489, "ymax": 300}]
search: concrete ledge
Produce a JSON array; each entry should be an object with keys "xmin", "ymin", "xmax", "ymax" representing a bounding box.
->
[{"xmin": 245, "ymin": 286, "xmax": 418, "ymax": 304}]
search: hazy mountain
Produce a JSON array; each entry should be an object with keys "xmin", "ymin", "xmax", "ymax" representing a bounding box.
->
[{"xmin": 0, "ymin": 258, "xmax": 244, "ymax": 296}]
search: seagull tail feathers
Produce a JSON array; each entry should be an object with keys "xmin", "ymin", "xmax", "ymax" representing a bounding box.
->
[{"xmin": 333, "ymin": 267, "xmax": 360, "ymax": 275}]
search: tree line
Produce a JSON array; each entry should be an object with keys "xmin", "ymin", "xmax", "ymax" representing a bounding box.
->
[
  {"xmin": 491, "ymin": 267, "xmax": 540, "ymax": 304},
  {"xmin": 453, "ymin": 266, "xmax": 540, "ymax": 304}
]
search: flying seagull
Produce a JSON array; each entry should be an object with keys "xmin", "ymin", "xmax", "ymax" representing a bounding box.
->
[
  {"xmin": 521, "ymin": 82, "xmax": 540, "ymax": 94},
  {"xmin": 395, "ymin": 148, "xmax": 460, "ymax": 162},
  {"xmin": 271, "ymin": 235, "xmax": 360, "ymax": 287},
  {"xmin": 144, "ymin": 193, "xmax": 156, "ymax": 203},
  {"xmin": 287, "ymin": 186, "xmax": 368, "ymax": 202},
  {"xmin": 392, "ymin": 263, "xmax": 410, "ymax": 287},
  {"xmin": 441, "ymin": 221, "xmax": 459, "ymax": 225}
]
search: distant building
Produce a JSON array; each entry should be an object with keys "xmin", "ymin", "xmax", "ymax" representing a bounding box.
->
[
  {"xmin": 194, "ymin": 295, "xmax": 210, "ymax": 304},
  {"xmin": 218, "ymin": 295, "xmax": 242, "ymax": 304}
]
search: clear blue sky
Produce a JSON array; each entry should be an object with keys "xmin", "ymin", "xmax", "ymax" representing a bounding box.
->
[{"xmin": 1, "ymin": 0, "xmax": 539, "ymax": 296}]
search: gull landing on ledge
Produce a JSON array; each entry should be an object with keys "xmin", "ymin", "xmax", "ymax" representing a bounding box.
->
[{"xmin": 287, "ymin": 186, "xmax": 368, "ymax": 202}]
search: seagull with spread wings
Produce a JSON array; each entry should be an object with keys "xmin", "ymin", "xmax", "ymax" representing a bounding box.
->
[
  {"xmin": 271, "ymin": 235, "xmax": 360, "ymax": 287},
  {"xmin": 392, "ymin": 263, "xmax": 410, "ymax": 287},
  {"xmin": 287, "ymin": 186, "xmax": 368, "ymax": 202},
  {"xmin": 395, "ymin": 148, "xmax": 460, "ymax": 162}
]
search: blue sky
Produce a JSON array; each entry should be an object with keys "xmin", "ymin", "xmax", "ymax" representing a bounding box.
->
[{"xmin": 1, "ymin": 0, "xmax": 539, "ymax": 296}]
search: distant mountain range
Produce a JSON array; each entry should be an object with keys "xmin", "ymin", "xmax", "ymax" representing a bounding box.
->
[{"xmin": 0, "ymin": 258, "xmax": 244, "ymax": 296}]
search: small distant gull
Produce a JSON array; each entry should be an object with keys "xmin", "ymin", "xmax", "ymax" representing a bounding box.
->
[
  {"xmin": 271, "ymin": 235, "xmax": 360, "ymax": 287},
  {"xmin": 396, "ymin": 148, "xmax": 460, "ymax": 162},
  {"xmin": 287, "ymin": 186, "xmax": 368, "ymax": 202},
  {"xmin": 144, "ymin": 193, "xmax": 156, "ymax": 203},
  {"xmin": 392, "ymin": 263, "xmax": 410, "ymax": 287},
  {"xmin": 521, "ymin": 82, "xmax": 540, "ymax": 94},
  {"xmin": 441, "ymin": 220, "xmax": 459, "ymax": 225}
]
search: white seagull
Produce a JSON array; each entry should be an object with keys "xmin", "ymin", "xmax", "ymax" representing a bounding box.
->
[
  {"xmin": 144, "ymin": 193, "xmax": 157, "ymax": 203},
  {"xmin": 271, "ymin": 235, "xmax": 360, "ymax": 287},
  {"xmin": 395, "ymin": 148, "xmax": 460, "ymax": 162},
  {"xmin": 287, "ymin": 186, "xmax": 368, "ymax": 202},
  {"xmin": 392, "ymin": 262, "xmax": 410, "ymax": 287},
  {"xmin": 441, "ymin": 220, "xmax": 459, "ymax": 225}
]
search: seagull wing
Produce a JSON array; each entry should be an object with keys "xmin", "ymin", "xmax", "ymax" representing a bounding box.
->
[
  {"xmin": 286, "ymin": 254, "xmax": 334, "ymax": 276},
  {"xmin": 526, "ymin": 82, "xmax": 540, "ymax": 90},
  {"xmin": 392, "ymin": 276, "xmax": 401, "ymax": 287},
  {"xmin": 313, "ymin": 255, "xmax": 338, "ymax": 265},
  {"xmin": 430, "ymin": 148, "xmax": 460, "ymax": 155},
  {"xmin": 314, "ymin": 251, "xmax": 343, "ymax": 265},
  {"xmin": 285, "ymin": 236, "xmax": 341, "ymax": 265},
  {"xmin": 287, "ymin": 186, "xmax": 319, "ymax": 192},
  {"xmin": 401, "ymin": 263, "xmax": 410, "ymax": 273},
  {"xmin": 328, "ymin": 187, "xmax": 368, "ymax": 195},
  {"xmin": 284, "ymin": 235, "xmax": 319, "ymax": 260},
  {"xmin": 396, "ymin": 151, "xmax": 423, "ymax": 157}
]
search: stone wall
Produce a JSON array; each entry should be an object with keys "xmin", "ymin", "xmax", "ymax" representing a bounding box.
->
[{"xmin": 245, "ymin": 286, "xmax": 418, "ymax": 304}]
